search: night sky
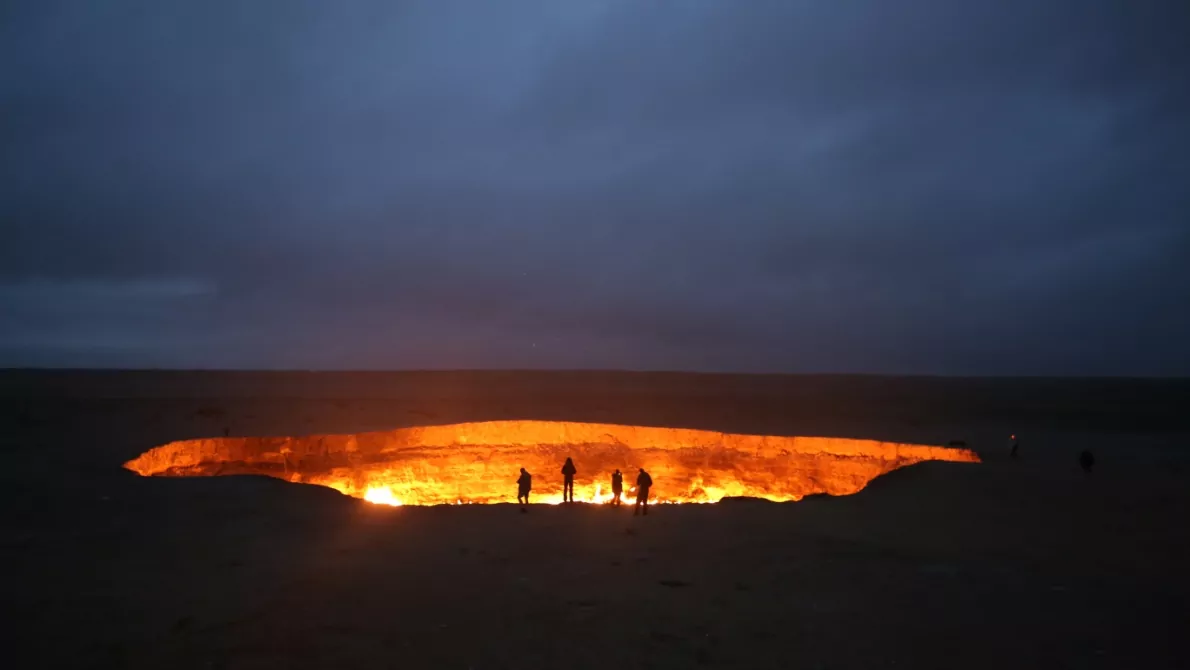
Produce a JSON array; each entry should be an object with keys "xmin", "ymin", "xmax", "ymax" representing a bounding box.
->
[{"xmin": 3, "ymin": 1, "xmax": 1188, "ymax": 374}]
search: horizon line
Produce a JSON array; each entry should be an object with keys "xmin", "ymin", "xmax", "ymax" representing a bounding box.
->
[{"xmin": 1, "ymin": 367, "xmax": 1187, "ymax": 381}]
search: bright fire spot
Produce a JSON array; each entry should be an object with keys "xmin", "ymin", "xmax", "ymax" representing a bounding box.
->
[
  {"xmin": 124, "ymin": 420, "xmax": 980, "ymax": 506},
  {"xmin": 363, "ymin": 486, "xmax": 402, "ymax": 506}
]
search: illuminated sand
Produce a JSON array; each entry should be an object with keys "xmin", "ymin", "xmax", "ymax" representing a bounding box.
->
[{"xmin": 124, "ymin": 420, "xmax": 979, "ymax": 505}]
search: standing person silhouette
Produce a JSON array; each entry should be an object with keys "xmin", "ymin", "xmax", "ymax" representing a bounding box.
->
[
  {"xmin": 561, "ymin": 458, "xmax": 577, "ymax": 503},
  {"xmin": 634, "ymin": 468, "xmax": 653, "ymax": 516},
  {"xmin": 517, "ymin": 468, "xmax": 532, "ymax": 511},
  {"xmin": 611, "ymin": 469, "xmax": 623, "ymax": 506}
]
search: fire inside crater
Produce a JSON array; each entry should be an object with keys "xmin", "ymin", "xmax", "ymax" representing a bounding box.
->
[{"xmin": 124, "ymin": 420, "xmax": 979, "ymax": 506}]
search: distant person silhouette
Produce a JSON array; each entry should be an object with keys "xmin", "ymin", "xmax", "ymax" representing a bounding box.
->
[
  {"xmin": 1010, "ymin": 434, "xmax": 1020, "ymax": 459},
  {"xmin": 517, "ymin": 468, "xmax": 532, "ymax": 510},
  {"xmin": 280, "ymin": 443, "xmax": 294, "ymax": 475},
  {"xmin": 1079, "ymin": 450, "xmax": 1095, "ymax": 474},
  {"xmin": 634, "ymin": 468, "xmax": 653, "ymax": 516},
  {"xmin": 611, "ymin": 469, "xmax": 624, "ymax": 506},
  {"xmin": 561, "ymin": 458, "xmax": 577, "ymax": 503}
]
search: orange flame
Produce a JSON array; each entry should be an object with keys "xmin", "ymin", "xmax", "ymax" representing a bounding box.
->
[
  {"xmin": 362, "ymin": 486, "xmax": 403, "ymax": 506},
  {"xmin": 124, "ymin": 420, "xmax": 979, "ymax": 505}
]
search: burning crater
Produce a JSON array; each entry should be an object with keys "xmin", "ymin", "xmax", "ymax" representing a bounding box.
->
[{"xmin": 124, "ymin": 421, "xmax": 979, "ymax": 506}]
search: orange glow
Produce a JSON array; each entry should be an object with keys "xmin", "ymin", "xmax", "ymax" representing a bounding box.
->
[
  {"xmin": 124, "ymin": 420, "xmax": 979, "ymax": 505},
  {"xmin": 363, "ymin": 486, "xmax": 403, "ymax": 506}
]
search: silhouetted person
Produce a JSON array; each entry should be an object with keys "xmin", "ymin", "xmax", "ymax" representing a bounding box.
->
[
  {"xmin": 1010, "ymin": 434, "xmax": 1019, "ymax": 459},
  {"xmin": 1079, "ymin": 450, "xmax": 1095, "ymax": 474},
  {"xmin": 517, "ymin": 468, "xmax": 532, "ymax": 510},
  {"xmin": 561, "ymin": 457, "xmax": 577, "ymax": 503},
  {"xmin": 280, "ymin": 443, "xmax": 294, "ymax": 475},
  {"xmin": 611, "ymin": 469, "xmax": 624, "ymax": 506},
  {"xmin": 634, "ymin": 468, "xmax": 653, "ymax": 516}
]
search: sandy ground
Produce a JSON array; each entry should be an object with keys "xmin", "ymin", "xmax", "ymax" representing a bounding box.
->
[{"xmin": 3, "ymin": 371, "xmax": 1189, "ymax": 669}]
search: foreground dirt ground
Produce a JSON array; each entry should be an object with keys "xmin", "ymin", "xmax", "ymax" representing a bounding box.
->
[{"xmin": 4, "ymin": 371, "xmax": 1189, "ymax": 668}]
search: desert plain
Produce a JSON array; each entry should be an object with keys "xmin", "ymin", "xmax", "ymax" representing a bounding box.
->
[{"xmin": 3, "ymin": 370, "xmax": 1188, "ymax": 669}]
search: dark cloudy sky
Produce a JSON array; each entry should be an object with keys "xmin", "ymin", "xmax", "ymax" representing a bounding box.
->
[{"xmin": 2, "ymin": 1, "xmax": 1188, "ymax": 374}]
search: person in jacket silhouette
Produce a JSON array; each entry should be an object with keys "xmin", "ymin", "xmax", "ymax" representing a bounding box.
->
[
  {"xmin": 611, "ymin": 469, "xmax": 624, "ymax": 506},
  {"xmin": 561, "ymin": 458, "xmax": 577, "ymax": 503},
  {"xmin": 517, "ymin": 468, "xmax": 532, "ymax": 510},
  {"xmin": 634, "ymin": 468, "xmax": 653, "ymax": 516}
]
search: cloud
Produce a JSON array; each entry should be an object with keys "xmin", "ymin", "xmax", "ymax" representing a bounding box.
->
[{"xmin": 1, "ymin": 0, "xmax": 1188, "ymax": 373}]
